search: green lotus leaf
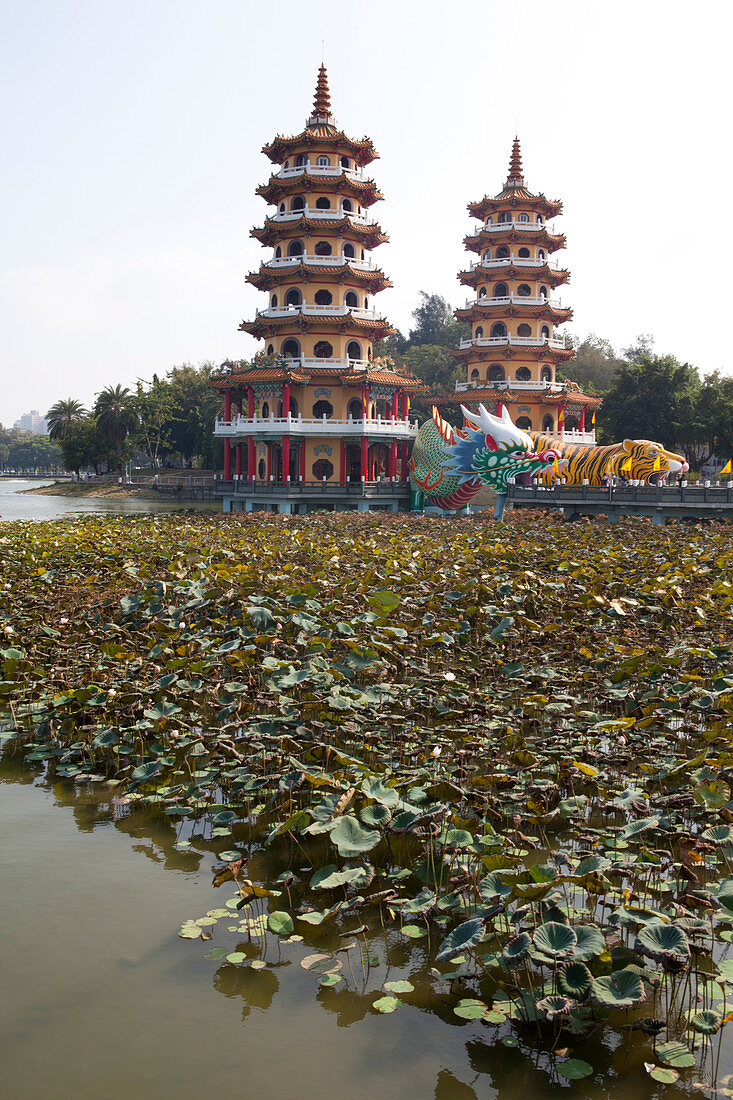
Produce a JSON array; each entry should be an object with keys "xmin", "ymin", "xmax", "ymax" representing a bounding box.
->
[
  {"xmin": 436, "ymin": 917, "xmax": 485, "ymax": 962},
  {"xmin": 572, "ymin": 924, "xmax": 606, "ymax": 961},
  {"xmin": 693, "ymin": 778, "xmax": 731, "ymax": 809},
  {"xmin": 502, "ymin": 932, "xmax": 532, "ymax": 964},
  {"xmin": 558, "ymin": 960, "xmax": 593, "ymax": 1000},
  {"xmin": 372, "ymin": 995, "xmax": 401, "ymax": 1013},
  {"xmin": 590, "ymin": 969, "xmax": 647, "ymax": 1009},
  {"xmin": 635, "ymin": 922, "xmax": 690, "ymax": 962},
  {"xmin": 453, "ymin": 998, "xmax": 489, "ymax": 1020},
  {"xmin": 533, "ymin": 921, "xmax": 577, "ymax": 959},
  {"xmin": 703, "ymin": 825, "xmax": 733, "ymax": 846},
  {"xmin": 360, "ymin": 803, "xmax": 392, "ymax": 827},
  {"xmin": 536, "ymin": 994, "xmax": 574, "ymax": 1019},
  {"xmin": 478, "ymin": 872, "xmax": 512, "ymax": 902},
  {"xmin": 361, "ymin": 776, "xmax": 399, "ymax": 807},
  {"xmin": 556, "ymin": 1059, "xmax": 593, "ymax": 1080},
  {"xmin": 645, "ymin": 1065, "xmax": 679, "ymax": 1084},
  {"xmin": 329, "ymin": 815, "xmax": 381, "ymax": 857},
  {"xmin": 690, "ymin": 1009, "xmax": 722, "ymax": 1035},
  {"xmin": 622, "ymin": 815, "xmax": 660, "ymax": 839},
  {"xmin": 655, "ymin": 1040, "xmax": 696, "ymax": 1068},
  {"xmin": 267, "ymin": 911, "xmax": 294, "ymax": 935}
]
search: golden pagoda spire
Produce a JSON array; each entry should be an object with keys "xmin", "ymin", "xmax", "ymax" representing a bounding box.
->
[
  {"xmin": 507, "ymin": 136, "xmax": 524, "ymax": 184},
  {"xmin": 310, "ymin": 63, "xmax": 332, "ymax": 121}
]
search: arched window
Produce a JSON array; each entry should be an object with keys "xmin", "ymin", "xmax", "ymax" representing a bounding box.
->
[
  {"xmin": 491, "ymin": 322, "xmax": 507, "ymax": 338},
  {"xmin": 284, "ymin": 288, "xmax": 302, "ymax": 307},
  {"xmin": 517, "ymin": 284, "xmax": 531, "ymax": 296},
  {"xmin": 340, "ymin": 156, "xmax": 350, "ymax": 169},
  {"xmin": 485, "ymin": 216, "xmax": 493, "ymax": 225},
  {"xmin": 516, "ymin": 416, "xmax": 532, "ymax": 429},
  {"xmin": 346, "ymin": 340, "xmax": 362, "ymax": 359},
  {"xmin": 267, "ymin": 344, "xmax": 274, "ymax": 355},
  {"xmin": 540, "ymin": 365, "xmax": 553, "ymax": 382},
  {"xmin": 313, "ymin": 341, "xmax": 333, "ymax": 359},
  {"xmin": 498, "ymin": 211, "xmax": 511, "ymax": 223},
  {"xmin": 313, "ymin": 399, "xmax": 333, "ymax": 418},
  {"xmin": 279, "ymin": 202, "xmax": 285, "ymax": 213},
  {"xmin": 314, "ymin": 289, "xmax": 333, "ymax": 306},
  {"xmin": 341, "ymin": 198, "xmax": 353, "ymax": 212},
  {"xmin": 517, "ymin": 213, "xmax": 529, "ymax": 223},
  {"xmin": 471, "ymin": 368, "xmax": 480, "ymax": 380},
  {"xmin": 315, "ymin": 196, "xmax": 331, "ymax": 209},
  {"xmin": 497, "ymin": 246, "xmax": 510, "ymax": 258},
  {"xmin": 258, "ymin": 458, "xmax": 266, "ymax": 479},
  {"xmin": 518, "ymin": 247, "xmax": 530, "ymax": 258},
  {"xmin": 493, "ymin": 282, "xmax": 508, "ymax": 297},
  {"xmin": 538, "ymin": 248, "xmax": 546, "ymax": 260},
  {"xmin": 516, "ymin": 366, "xmax": 531, "ymax": 381},
  {"xmin": 348, "ymin": 398, "xmax": 362, "ymax": 419},
  {"xmin": 275, "ymin": 246, "xmax": 282, "ymax": 259},
  {"xmin": 315, "ymin": 155, "xmax": 330, "ymax": 167},
  {"xmin": 281, "ymin": 339, "xmax": 300, "ymax": 358},
  {"xmin": 345, "ymin": 291, "xmax": 358, "ymax": 308},
  {"xmin": 313, "ymin": 458, "xmax": 334, "ymax": 480},
  {"xmin": 542, "ymin": 414, "xmax": 554, "ymax": 432},
  {"xmin": 517, "ymin": 323, "xmax": 532, "ymax": 337},
  {"xmin": 284, "ymin": 161, "xmax": 289, "ymax": 169},
  {"xmin": 294, "ymin": 154, "xmax": 307, "ymax": 167},
  {"xmin": 360, "ymin": 249, "xmax": 365, "ymax": 259},
  {"xmin": 291, "ymin": 195, "xmax": 305, "ymax": 210},
  {"xmin": 279, "ymin": 395, "xmax": 298, "ymax": 418},
  {"xmin": 343, "ymin": 243, "xmax": 355, "ymax": 259},
  {"xmin": 288, "ymin": 240, "xmax": 304, "ymax": 257},
  {"xmin": 364, "ymin": 296, "xmax": 369, "ymax": 308},
  {"xmin": 541, "ymin": 325, "xmax": 550, "ymax": 339},
  {"xmin": 261, "ymin": 402, "xmax": 270, "ymax": 418},
  {"xmin": 270, "ymin": 294, "xmax": 278, "ymax": 307},
  {"xmin": 475, "ymin": 326, "xmax": 484, "ymax": 338},
  {"xmin": 539, "ymin": 285, "xmax": 548, "ymax": 299},
  {"xmin": 565, "ymin": 415, "xmax": 579, "ymax": 431},
  {"xmin": 537, "ymin": 214, "xmax": 544, "ymax": 225},
  {"xmin": 488, "ymin": 364, "xmax": 505, "ymax": 382},
  {"xmin": 478, "ymin": 286, "xmax": 487, "ymax": 298},
  {"xmin": 314, "ymin": 241, "xmax": 332, "ymax": 256}
]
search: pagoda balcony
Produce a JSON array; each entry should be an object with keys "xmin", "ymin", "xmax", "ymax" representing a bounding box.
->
[
  {"xmin": 255, "ymin": 304, "xmax": 383, "ymax": 321},
  {"xmin": 283, "ymin": 356, "xmax": 371, "ymax": 371},
  {"xmin": 455, "ymin": 378, "xmax": 568, "ymax": 394},
  {"xmin": 275, "ymin": 164, "xmax": 366, "ymax": 181},
  {"xmin": 477, "ymin": 220, "xmax": 552, "ymax": 233},
  {"xmin": 271, "ymin": 206, "xmax": 373, "ymax": 224},
  {"xmin": 264, "ymin": 254, "xmax": 376, "ymax": 271},
  {"xmin": 458, "ymin": 335, "xmax": 568, "ymax": 350},
  {"xmin": 469, "ymin": 256, "xmax": 561, "ymax": 271},
  {"xmin": 214, "ymin": 412, "xmax": 419, "ymax": 441},
  {"xmin": 463, "ymin": 295, "xmax": 563, "ymax": 309}
]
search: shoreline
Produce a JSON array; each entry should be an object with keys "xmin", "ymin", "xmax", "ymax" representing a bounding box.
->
[{"xmin": 22, "ymin": 480, "xmax": 156, "ymax": 499}]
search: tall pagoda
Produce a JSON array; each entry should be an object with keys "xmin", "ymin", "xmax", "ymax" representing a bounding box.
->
[
  {"xmin": 211, "ymin": 66, "xmax": 421, "ymax": 513},
  {"xmin": 444, "ymin": 139, "xmax": 601, "ymax": 437}
]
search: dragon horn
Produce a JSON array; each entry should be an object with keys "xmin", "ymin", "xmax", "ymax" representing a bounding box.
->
[{"xmin": 460, "ymin": 404, "xmax": 481, "ymax": 429}]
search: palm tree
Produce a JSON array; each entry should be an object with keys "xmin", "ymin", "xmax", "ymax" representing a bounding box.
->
[
  {"xmin": 94, "ymin": 385, "xmax": 137, "ymax": 475},
  {"xmin": 46, "ymin": 398, "xmax": 87, "ymax": 441}
]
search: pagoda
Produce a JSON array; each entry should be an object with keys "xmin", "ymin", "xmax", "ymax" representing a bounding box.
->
[
  {"xmin": 211, "ymin": 66, "xmax": 421, "ymax": 513},
  {"xmin": 443, "ymin": 139, "xmax": 601, "ymax": 437}
]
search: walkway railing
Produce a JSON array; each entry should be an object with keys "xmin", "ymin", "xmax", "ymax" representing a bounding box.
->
[{"xmin": 214, "ymin": 414, "xmax": 419, "ymax": 439}]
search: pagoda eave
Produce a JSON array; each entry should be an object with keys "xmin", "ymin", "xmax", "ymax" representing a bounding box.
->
[
  {"xmin": 458, "ymin": 266, "xmax": 570, "ymax": 290},
  {"xmin": 467, "ymin": 194, "xmax": 563, "ymax": 220},
  {"xmin": 239, "ymin": 315, "xmax": 395, "ymax": 339},
  {"xmin": 463, "ymin": 230, "xmax": 566, "ymax": 254},
  {"xmin": 246, "ymin": 266, "xmax": 392, "ymax": 293},
  {"xmin": 450, "ymin": 344, "xmax": 575, "ymax": 364},
  {"xmin": 261, "ymin": 128, "xmax": 378, "ymax": 166},
  {"xmin": 256, "ymin": 177, "xmax": 383, "ymax": 206},
  {"xmin": 251, "ymin": 219, "xmax": 388, "ymax": 249},
  {"xmin": 454, "ymin": 304, "xmax": 573, "ymax": 325}
]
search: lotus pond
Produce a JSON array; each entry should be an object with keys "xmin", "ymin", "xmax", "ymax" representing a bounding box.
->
[{"xmin": 3, "ymin": 510, "xmax": 733, "ymax": 1097}]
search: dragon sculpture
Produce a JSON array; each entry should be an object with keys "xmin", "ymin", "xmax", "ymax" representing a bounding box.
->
[{"xmin": 409, "ymin": 404, "xmax": 561, "ymax": 512}]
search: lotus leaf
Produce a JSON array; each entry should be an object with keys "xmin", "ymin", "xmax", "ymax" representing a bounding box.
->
[
  {"xmin": 436, "ymin": 918, "xmax": 485, "ymax": 962},
  {"xmin": 590, "ymin": 970, "xmax": 647, "ymax": 1009},
  {"xmin": 556, "ymin": 1060, "xmax": 593, "ymax": 1080},
  {"xmin": 635, "ymin": 923, "xmax": 690, "ymax": 963},
  {"xmin": 533, "ymin": 922, "xmax": 577, "ymax": 960},
  {"xmin": 329, "ymin": 815, "xmax": 381, "ymax": 857},
  {"xmin": 690, "ymin": 1009, "xmax": 722, "ymax": 1035},
  {"xmin": 558, "ymin": 961, "xmax": 592, "ymax": 1000},
  {"xmin": 571, "ymin": 925, "xmax": 606, "ymax": 962},
  {"xmin": 536, "ymin": 994, "xmax": 573, "ymax": 1019},
  {"xmin": 502, "ymin": 933, "xmax": 532, "ymax": 964}
]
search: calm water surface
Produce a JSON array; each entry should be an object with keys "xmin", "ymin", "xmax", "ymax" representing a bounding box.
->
[
  {"xmin": 2, "ymin": 751, "xmax": 722, "ymax": 1100},
  {"xmin": 0, "ymin": 480, "xmax": 217, "ymax": 521}
]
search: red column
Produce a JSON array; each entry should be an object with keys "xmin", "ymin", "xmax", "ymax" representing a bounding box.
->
[
  {"xmin": 389, "ymin": 440, "xmax": 397, "ymax": 479},
  {"xmin": 247, "ymin": 387, "xmax": 254, "ymax": 417},
  {"xmin": 579, "ymin": 408, "xmax": 586, "ymax": 432},
  {"xmin": 235, "ymin": 443, "xmax": 243, "ymax": 476},
  {"xmin": 391, "ymin": 391, "xmax": 399, "ymax": 420},
  {"xmin": 281, "ymin": 436, "xmax": 290, "ymax": 482},
  {"xmin": 401, "ymin": 443, "xmax": 409, "ymax": 482},
  {"xmin": 360, "ymin": 436, "xmax": 368, "ymax": 481},
  {"xmin": 224, "ymin": 438, "xmax": 231, "ymax": 481},
  {"xmin": 299, "ymin": 443, "xmax": 306, "ymax": 481},
  {"xmin": 340, "ymin": 440, "xmax": 346, "ymax": 485},
  {"xmin": 282, "ymin": 382, "xmax": 291, "ymax": 419},
  {"xmin": 266, "ymin": 445, "xmax": 272, "ymax": 480}
]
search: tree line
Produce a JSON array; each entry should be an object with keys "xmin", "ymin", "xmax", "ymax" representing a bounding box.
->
[{"xmin": 46, "ymin": 363, "xmax": 223, "ymax": 476}]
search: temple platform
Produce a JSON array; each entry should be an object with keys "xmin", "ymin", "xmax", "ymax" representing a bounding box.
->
[
  {"xmin": 217, "ymin": 478, "xmax": 410, "ymax": 514},
  {"xmin": 507, "ymin": 482, "xmax": 733, "ymax": 524}
]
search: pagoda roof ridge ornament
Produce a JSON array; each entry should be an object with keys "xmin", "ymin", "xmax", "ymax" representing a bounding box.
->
[
  {"xmin": 505, "ymin": 135, "xmax": 524, "ymax": 187},
  {"xmin": 307, "ymin": 63, "xmax": 335, "ymax": 126}
]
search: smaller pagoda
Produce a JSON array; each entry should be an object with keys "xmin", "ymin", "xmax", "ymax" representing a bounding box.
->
[
  {"xmin": 441, "ymin": 139, "xmax": 601, "ymax": 438},
  {"xmin": 211, "ymin": 66, "xmax": 423, "ymax": 513}
]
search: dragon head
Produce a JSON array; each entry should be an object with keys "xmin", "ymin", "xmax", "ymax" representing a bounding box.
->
[{"xmin": 445, "ymin": 404, "xmax": 561, "ymax": 493}]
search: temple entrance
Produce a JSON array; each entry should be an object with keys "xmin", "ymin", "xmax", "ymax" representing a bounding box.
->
[
  {"xmin": 368, "ymin": 443, "xmax": 389, "ymax": 480},
  {"xmin": 345, "ymin": 442, "xmax": 361, "ymax": 481}
]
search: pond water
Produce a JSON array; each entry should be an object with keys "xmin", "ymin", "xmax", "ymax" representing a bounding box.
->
[
  {"xmin": 0, "ymin": 480, "xmax": 217, "ymax": 522},
  {"xmin": 2, "ymin": 752, "xmax": 723, "ymax": 1100}
]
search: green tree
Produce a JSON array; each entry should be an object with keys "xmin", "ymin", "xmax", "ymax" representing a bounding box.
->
[
  {"xmin": 59, "ymin": 418, "xmax": 107, "ymax": 476},
  {"xmin": 165, "ymin": 363, "xmax": 222, "ymax": 468},
  {"xmin": 46, "ymin": 398, "xmax": 87, "ymax": 441},
  {"xmin": 94, "ymin": 385, "xmax": 137, "ymax": 475},
  {"xmin": 133, "ymin": 377, "xmax": 179, "ymax": 469},
  {"xmin": 598, "ymin": 352, "xmax": 700, "ymax": 451},
  {"xmin": 560, "ymin": 334, "xmax": 622, "ymax": 394},
  {"xmin": 8, "ymin": 435, "xmax": 62, "ymax": 471},
  {"xmin": 408, "ymin": 291, "xmax": 470, "ymax": 349}
]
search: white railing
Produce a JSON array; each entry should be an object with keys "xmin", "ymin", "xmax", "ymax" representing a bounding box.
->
[
  {"xmin": 469, "ymin": 256, "xmax": 560, "ymax": 271},
  {"xmin": 455, "ymin": 379, "xmax": 568, "ymax": 393},
  {"xmin": 264, "ymin": 253, "xmax": 375, "ymax": 270},
  {"xmin": 560, "ymin": 429, "xmax": 596, "ymax": 444},
  {"xmin": 280, "ymin": 357, "xmax": 371, "ymax": 371},
  {"xmin": 463, "ymin": 295, "xmax": 562, "ymax": 309},
  {"xmin": 255, "ymin": 305, "xmax": 382, "ymax": 321},
  {"xmin": 215, "ymin": 414, "xmax": 419, "ymax": 439},
  {"xmin": 459, "ymin": 335, "xmax": 567, "ymax": 350},
  {"xmin": 471, "ymin": 220, "xmax": 549, "ymax": 233},
  {"xmin": 270, "ymin": 206, "xmax": 371, "ymax": 224},
  {"xmin": 275, "ymin": 164, "xmax": 366, "ymax": 181}
]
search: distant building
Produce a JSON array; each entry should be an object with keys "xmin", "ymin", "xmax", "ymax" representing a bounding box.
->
[{"xmin": 13, "ymin": 409, "xmax": 48, "ymax": 435}]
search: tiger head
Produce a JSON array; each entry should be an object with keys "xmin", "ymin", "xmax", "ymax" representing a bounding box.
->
[{"xmin": 610, "ymin": 439, "xmax": 689, "ymax": 485}]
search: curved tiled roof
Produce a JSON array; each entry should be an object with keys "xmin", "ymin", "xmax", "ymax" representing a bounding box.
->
[
  {"xmin": 246, "ymin": 263, "xmax": 392, "ymax": 293},
  {"xmin": 251, "ymin": 216, "xmax": 388, "ymax": 249},
  {"xmin": 256, "ymin": 174, "xmax": 383, "ymax": 207}
]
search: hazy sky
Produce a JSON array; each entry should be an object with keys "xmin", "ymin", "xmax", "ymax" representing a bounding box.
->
[{"xmin": 2, "ymin": 0, "xmax": 731, "ymax": 425}]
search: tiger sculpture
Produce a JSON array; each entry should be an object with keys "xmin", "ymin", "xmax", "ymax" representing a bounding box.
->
[{"xmin": 528, "ymin": 433, "xmax": 689, "ymax": 486}]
